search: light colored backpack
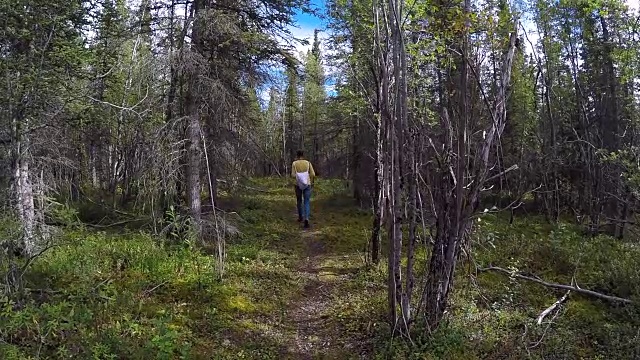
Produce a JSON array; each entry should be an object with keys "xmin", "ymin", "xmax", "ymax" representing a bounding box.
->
[{"xmin": 295, "ymin": 161, "xmax": 311, "ymax": 190}]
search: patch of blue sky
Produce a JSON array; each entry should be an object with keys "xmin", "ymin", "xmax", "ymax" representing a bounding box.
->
[{"xmin": 259, "ymin": 0, "xmax": 337, "ymax": 105}]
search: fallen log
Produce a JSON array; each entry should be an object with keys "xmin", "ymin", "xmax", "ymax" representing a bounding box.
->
[{"xmin": 478, "ymin": 266, "xmax": 633, "ymax": 304}]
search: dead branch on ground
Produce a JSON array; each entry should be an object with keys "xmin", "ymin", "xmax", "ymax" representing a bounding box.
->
[
  {"xmin": 537, "ymin": 290, "xmax": 570, "ymax": 325},
  {"xmin": 478, "ymin": 266, "xmax": 633, "ymax": 304}
]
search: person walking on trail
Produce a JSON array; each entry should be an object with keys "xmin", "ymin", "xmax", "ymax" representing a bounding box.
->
[{"xmin": 292, "ymin": 150, "xmax": 315, "ymax": 229}]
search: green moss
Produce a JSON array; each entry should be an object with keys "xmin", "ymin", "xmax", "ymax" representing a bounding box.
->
[{"xmin": 226, "ymin": 295, "xmax": 257, "ymax": 312}]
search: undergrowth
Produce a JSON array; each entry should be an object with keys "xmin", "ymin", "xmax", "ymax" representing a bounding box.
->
[
  {"xmin": 377, "ymin": 215, "xmax": 640, "ymax": 359},
  {"xmin": 1, "ymin": 178, "xmax": 639, "ymax": 359}
]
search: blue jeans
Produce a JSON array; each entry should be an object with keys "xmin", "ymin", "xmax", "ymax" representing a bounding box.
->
[{"xmin": 295, "ymin": 186, "xmax": 311, "ymax": 221}]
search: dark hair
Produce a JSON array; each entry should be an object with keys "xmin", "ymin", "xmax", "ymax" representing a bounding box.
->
[{"xmin": 296, "ymin": 150, "xmax": 304, "ymax": 158}]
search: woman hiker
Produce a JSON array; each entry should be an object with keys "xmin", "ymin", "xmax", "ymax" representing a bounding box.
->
[{"xmin": 291, "ymin": 150, "xmax": 316, "ymax": 229}]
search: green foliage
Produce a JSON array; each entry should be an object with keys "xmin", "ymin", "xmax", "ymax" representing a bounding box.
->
[
  {"xmin": 302, "ymin": 42, "xmax": 328, "ymax": 163},
  {"xmin": 46, "ymin": 197, "xmax": 81, "ymax": 227},
  {"xmin": 368, "ymin": 212, "xmax": 639, "ymax": 359},
  {"xmin": 0, "ymin": 229, "xmax": 231, "ymax": 358},
  {"xmin": 0, "ymin": 0, "xmax": 89, "ymax": 137},
  {"xmin": 284, "ymin": 67, "xmax": 302, "ymax": 159},
  {"xmin": 469, "ymin": 215, "xmax": 640, "ymax": 358},
  {"xmin": 600, "ymin": 147, "xmax": 640, "ymax": 198}
]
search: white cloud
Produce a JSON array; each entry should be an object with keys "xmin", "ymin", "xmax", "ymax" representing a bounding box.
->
[
  {"xmin": 286, "ymin": 24, "xmax": 337, "ymax": 63},
  {"xmin": 288, "ymin": 25, "xmax": 318, "ymax": 58},
  {"xmin": 282, "ymin": 25, "xmax": 339, "ymax": 95}
]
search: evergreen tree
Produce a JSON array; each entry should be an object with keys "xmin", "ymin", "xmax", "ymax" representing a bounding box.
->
[
  {"xmin": 302, "ymin": 30, "xmax": 327, "ymax": 171},
  {"xmin": 284, "ymin": 67, "xmax": 301, "ymax": 165}
]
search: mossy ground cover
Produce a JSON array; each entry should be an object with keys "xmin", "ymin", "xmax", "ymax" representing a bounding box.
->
[
  {"xmin": 1, "ymin": 178, "xmax": 639, "ymax": 359},
  {"xmin": 0, "ymin": 178, "xmax": 379, "ymax": 359}
]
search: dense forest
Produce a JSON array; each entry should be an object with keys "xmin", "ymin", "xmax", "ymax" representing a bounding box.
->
[{"xmin": 1, "ymin": 0, "xmax": 640, "ymax": 358}]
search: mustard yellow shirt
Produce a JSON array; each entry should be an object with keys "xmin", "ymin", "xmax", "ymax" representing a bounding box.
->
[{"xmin": 291, "ymin": 159, "xmax": 316, "ymax": 184}]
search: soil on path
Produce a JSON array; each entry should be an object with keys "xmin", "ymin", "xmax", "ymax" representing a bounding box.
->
[
  {"xmin": 286, "ymin": 231, "xmax": 331, "ymax": 358},
  {"xmin": 230, "ymin": 181, "xmax": 375, "ymax": 359},
  {"xmin": 280, "ymin": 226, "xmax": 369, "ymax": 359}
]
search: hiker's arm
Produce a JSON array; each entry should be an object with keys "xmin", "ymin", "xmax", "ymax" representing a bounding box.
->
[{"xmin": 309, "ymin": 162, "xmax": 316, "ymax": 184}]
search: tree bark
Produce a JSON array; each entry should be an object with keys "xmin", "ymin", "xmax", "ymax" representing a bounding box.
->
[
  {"xmin": 184, "ymin": 0, "xmax": 205, "ymax": 239},
  {"xmin": 370, "ymin": 112, "xmax": 383, "ymax": 265},
  {"xmin": 12, "ymin": 116, "xmax": 37, "ymax": 256}
]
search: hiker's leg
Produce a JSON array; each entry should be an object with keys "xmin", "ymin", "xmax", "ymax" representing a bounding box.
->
[
  {"xmin": 303, "ymin": 187, "xmax": 311, "ymax": 221},
  {"xmin": 295, "ymin": 186, "xmax": 303, "ymax": 220}
]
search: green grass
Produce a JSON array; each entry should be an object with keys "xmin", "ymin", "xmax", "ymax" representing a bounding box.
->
[{"xmin": 1, "ymin": 178, "xmax": 639, "ymax": 359}]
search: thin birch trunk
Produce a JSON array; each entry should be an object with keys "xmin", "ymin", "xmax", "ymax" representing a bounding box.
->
[{"xmin": 12, "ymin": 117, "xmax": 37, "ymax": 256}]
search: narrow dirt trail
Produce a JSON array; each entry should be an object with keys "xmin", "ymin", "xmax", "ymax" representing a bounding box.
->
[
  {"xmin": 278, "ymin": 224, "xmax": 370, "ymax": 359},
  {"xmin": 286, "ymin": 231, "xmax": 333, "ymax": 358},
  {"xmin": 276, "ymin": 195, "xmax": 368, "ymax": 359},
  {"xmin": 229, "ymin": 180, "xmax": 376, "ymax": 359}
]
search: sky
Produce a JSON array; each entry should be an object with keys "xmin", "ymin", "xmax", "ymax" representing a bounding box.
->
[
  {"xmin": 289, "ymin": 0, "xmax": 328, "ymax": 57},
  {"xmin": 257, "ymin": 0, "xmax": 329, "ymax": 104}
]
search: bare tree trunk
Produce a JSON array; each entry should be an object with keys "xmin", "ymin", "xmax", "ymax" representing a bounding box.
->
[
  {"xmin": 370, "ymin": 112, "xmax": 383, "ymax": 265},
  {"xmin": 538, "ymin": 21, "xmax": 560, "ymax": 223},
  {"xmin": 12, "ymin": 118, "xmax": 37, "ymax": 256},
  {"xmin": 600, "ymin": 16, "xmax": 623, "ymax": 238},
  {"xmin": 383, "ymin": 0, "xmax": 411, "ymax": 334},
  {"xmin": 423, "ymin": 15, "xmax": 519, "ymax": 330},
  {"xmin": 90, "ymin": 141, "xmax": 98, "ymax": 187},
  {"xmin": 352, "ymin": 113, "xmax": 362, "ymax": 205},
  {"xmin": 423, "ymin": 0, "xmax": 471, "ymax": 329},
  {"xmin": 423, "ymin": 108, "xmax": 464, "ymax": 329},
  {"xmin": 185, "ymin": 109, "xmax": 202, "ymax": 237},
  {"xmin": 403, "ymin": 129, "xmax": 417, "ymax": 326},
  {"xmin": 373, "ymin": 0, "xmax": 397, "ymax": 327},
  {"xmin": 282, "ymin": 100, "xmax": 287, "ymax": 173},
  {"xmin": 184, "ymin": 0, "xmax": 204, "ymax": 239},
  {"xmin": 165, "ymin": 0, "xmax": 178, "ymax": 124},
  {"xmin": 206, "ymin": 122, "xmax": 218, "ymax": 203}
]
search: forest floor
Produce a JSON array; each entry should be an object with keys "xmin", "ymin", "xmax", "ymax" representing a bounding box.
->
[
  {"xmin": 1, "ymin": 178, "xmax": 386, "ymax": 359},
  {"xmin": 2, "ymin": 178, "xmax": 639, "ymax": 359},
  {"xmin": 213, "ymin": 177, "xmax": 383, "ymax": 359}
]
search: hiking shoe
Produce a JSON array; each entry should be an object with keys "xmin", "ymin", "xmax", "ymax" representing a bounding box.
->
[
  {"xmin": 297, "ymin": 217, "xmax": 303, "ymax": 222},
  {"xmin": 304, "ymin": 220, "xmax": 310, "ymax": 229}
]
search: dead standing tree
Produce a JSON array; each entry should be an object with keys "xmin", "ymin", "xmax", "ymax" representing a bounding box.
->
[
  {"xmin": 421, "ymin": 20, "xmax": 520, "ymax": 329},
  {"xmin": 374, "ymin": 0, "xmax": 520, "ymax": 335},
  {"xmin": 374, "ymin": 0, "xmax": 415, "ymax": 336}
]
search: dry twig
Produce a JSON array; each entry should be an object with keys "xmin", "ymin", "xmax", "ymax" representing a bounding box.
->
[{"xmin": 537, "ymin": 290, "xmax": 570, "ymax": 325}]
